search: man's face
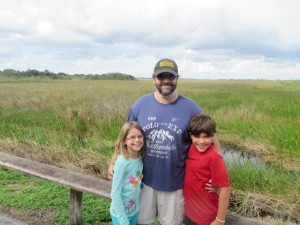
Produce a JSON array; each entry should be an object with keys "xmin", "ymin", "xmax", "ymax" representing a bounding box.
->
[{"xmin": 153, "ymin": 73, "xmax": 178, "ymax": 96}]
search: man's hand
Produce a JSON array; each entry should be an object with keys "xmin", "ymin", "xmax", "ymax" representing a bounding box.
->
[
  {"xmin": 107, "ymin": 163, "xmax": 114, "ymax": 180},
  {"xmin": 205, "ymin": 179, "xmax": 219, "ymax": 193}
]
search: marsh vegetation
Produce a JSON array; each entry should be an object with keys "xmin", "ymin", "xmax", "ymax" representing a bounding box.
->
[{"xmin": 0, "ymin": 79, "xmax": 299, "ymax": 224}]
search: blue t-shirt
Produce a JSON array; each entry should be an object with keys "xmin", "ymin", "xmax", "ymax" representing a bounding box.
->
[
  {"xmin": 110, "ymin": 155, "xmax": 143, "ymax": 225},
  {"xmin": 127, "ymin": 93, "xmax": 202, "ymax": 191}
]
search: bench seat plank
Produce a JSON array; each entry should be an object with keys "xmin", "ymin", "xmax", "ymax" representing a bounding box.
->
[{"xmin": 0, "ymin": 152, "xmax": 111, "ymax": 199}]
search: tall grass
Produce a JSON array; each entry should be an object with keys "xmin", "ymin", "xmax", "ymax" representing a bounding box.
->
[
  {"xmin": 0, "ymin": 81, "xmax": 146, "ymax": 154},
  {"xmin": 227, "ymin": 161, "xmax": 299, "ymax": 200},
  {"xmin": 1, "ymin": 80, "xmax": 299, "ymax": 159},
  {"xmin": 179, "ymin": 80, "xmax": 300, "ymax": 160},
  {"xmin": 0, "ymin": 79, "xmax": 299, "ymax": 224},
  {"xmin": 1, "ymin": 79, "xmax": 299, "ymax": 167}
]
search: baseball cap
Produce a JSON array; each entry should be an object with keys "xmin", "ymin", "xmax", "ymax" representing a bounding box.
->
[{"xmin": 153, "ymin": 58, "xmax": 178, "ymax": 76}]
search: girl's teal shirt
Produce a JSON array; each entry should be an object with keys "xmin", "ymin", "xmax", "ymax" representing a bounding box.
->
[{"xmin": 110, "ymin": 155, "xmax": 143, "ymax": 225}]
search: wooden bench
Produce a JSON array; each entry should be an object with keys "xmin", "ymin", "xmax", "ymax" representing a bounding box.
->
[{"xmin": 0, "ymin": 152, "xmax": 270, "ymax": 225}]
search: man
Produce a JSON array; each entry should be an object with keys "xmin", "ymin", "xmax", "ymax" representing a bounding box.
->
[{"xmin": 109, "ymin": 58, "xmax": 220, "ymax": 225}]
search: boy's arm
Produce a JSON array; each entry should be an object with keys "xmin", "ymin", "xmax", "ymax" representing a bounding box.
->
[{"xmin": 211, "ymin": 186, "xmax": 230, "ymax": 225}]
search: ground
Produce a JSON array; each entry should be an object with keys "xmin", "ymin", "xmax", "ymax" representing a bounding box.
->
[{"xmin": 0, "ymin": 206, "xmax": 57, "ymax": 225}]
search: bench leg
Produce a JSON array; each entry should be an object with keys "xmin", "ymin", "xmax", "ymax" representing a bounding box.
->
[{"xmin": 70, "ymin": 189, "xmax": 83, "ymax": 225}]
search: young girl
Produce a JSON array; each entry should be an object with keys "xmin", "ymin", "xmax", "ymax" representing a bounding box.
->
[{"xmin": 110, "ymin": 121, "xmax": 144, "ymax": 225}]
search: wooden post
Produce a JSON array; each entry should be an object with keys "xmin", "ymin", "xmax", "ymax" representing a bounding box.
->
[{"xmin": 70, "ymin": 189, "xmax": 83, "ymax": 225}]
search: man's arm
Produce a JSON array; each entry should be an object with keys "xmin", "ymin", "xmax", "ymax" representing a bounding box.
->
[
  {"xmin": 107, "ymin": 161, "xmax": 114, "ymax": 180},
  {"xmin": 107, "ymin": 152, "xmax": 118, "ymax": 180},
  {"xmin": 213, "ymin": 135, "xmax": 221, "ymax": 152},
  {"xmin": 205, "ymin": 136, "xmax": 221, "ymax": 192}
]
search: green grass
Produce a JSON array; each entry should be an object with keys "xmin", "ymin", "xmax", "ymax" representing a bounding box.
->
[
  {"xmin": 227, "ymin": 162, "xmax": 300, "ymax": 200},
  {"xmin": 0, "ymin": 168, "xmax": 111, "ymax": 224},
  {"xmin": 1, "ymin": 80, "xmax": 299, "ymax": 159},
  {"xmin": 180, "ymin": 80, "xmax": 300, "ymax": 159},
  {"xmin": 0, "ymin": 168, "xmax": 160, "ymax": 224}
]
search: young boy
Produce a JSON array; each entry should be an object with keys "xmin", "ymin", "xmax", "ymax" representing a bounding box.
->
[{"xmin": 183, "ymin": 113, "xmax": 230, "ymax": 225}]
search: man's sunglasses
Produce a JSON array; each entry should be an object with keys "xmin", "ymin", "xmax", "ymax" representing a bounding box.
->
[{"xmin": 154, "ymin": 73, "xmax": 178, "ymax": 80}]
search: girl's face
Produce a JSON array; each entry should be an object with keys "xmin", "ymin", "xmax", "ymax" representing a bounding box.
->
[
  {"xmin": 191, "ymin": 133, "xmax": 213, "ymax": 153},
  {"xmin": 124, "ymin": 128, "xmax": 144, "ymax": 158}
]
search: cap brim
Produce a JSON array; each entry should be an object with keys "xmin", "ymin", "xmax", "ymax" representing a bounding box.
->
[{"xmin": 153, "ymin": 68, "xmax": 178, "ymax": 76}]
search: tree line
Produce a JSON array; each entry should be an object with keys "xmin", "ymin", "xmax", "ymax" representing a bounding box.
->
[{"xmin": 0, "ymin": 69, "xmax": 137, "ymax": 80}]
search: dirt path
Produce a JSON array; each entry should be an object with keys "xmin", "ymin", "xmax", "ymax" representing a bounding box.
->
[
  {"xmin": 0, "ymin": 211, "xmax": 28, "ymax": 225},
  {"xmin": 0, "ymin": 207, "xmax": 57, "ymax": 225}
]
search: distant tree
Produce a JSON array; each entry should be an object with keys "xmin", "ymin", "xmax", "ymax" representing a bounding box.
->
[
  {"xmin": 95, "ymin": 72, "xmax": 136, "ymax": 80},
  {"xmin": 1, "ymin": 69, "xmax": 20, "ymax": 79},
  {"xmin": 25, "ymin": 69, "xmax": 40, "ymax": 77},
  {"xmin": 2, "ymin": 69, "xmax": 18, "ymax": 75},
  {"xmin": 0, "ymin": 69, "xmax": 137, "ymax": 80}
]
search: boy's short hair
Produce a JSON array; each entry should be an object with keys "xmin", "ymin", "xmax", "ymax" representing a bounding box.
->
[{"xmin": 188, "ymin": 113, "xmax": 216, "ymax": 137}]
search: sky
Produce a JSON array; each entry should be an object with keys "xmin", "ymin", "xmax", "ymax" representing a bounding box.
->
[{"xmin": 1, "ymin": 0, "xmax": 300, "ymax": 80}]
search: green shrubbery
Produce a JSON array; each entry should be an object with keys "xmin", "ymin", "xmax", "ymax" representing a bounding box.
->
[{"xmin": 0, "ymin": 69, "xmax": 136, "ymax": 81}]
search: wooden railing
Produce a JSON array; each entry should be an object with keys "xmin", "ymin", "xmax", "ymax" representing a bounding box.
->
[{"xmin": 0, "ymin": 152, "xmax": 270, "ymax": 225}]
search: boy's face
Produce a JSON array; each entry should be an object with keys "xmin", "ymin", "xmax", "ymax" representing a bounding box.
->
[{"xmin": 191, "ymin": 133, "xmax": 213, "ymax": 153}]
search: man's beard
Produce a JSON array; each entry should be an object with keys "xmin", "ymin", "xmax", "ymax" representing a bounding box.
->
[{"xmin": 155, "ymin": 82, "xmax": 177, "ymax": 96}]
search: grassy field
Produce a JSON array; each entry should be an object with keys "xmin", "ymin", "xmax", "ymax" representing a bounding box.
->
[{"xmin": 0, "ymin": 79, "xmax": 299, "ymax": 224}]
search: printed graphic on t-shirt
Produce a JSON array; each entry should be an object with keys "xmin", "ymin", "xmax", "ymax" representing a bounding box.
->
[
  {"xmin": 129, "ymin": 170, "xmax": 143, "ymax": 189},
  {"xmin": 125, "ymin": 170, "xmax": 143, "ymax": 214},
  {"xmin": 125, "ymin": 199, "xmax": 136, "ymax": 214},
  {"xmin": 143, "ymin": 119, "xmax": 182, "ymax": 159}
]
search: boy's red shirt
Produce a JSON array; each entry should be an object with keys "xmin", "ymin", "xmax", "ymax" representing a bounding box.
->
[{"xmin": 183, "ymin": 144, "xmax": 229, "ymax": 225}]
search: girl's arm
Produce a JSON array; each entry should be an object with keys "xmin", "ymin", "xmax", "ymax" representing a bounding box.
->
[
  {"xmin": 210, "ymin": 186, "xmax": 230, "ymax": 225},
  {"xmin": 110, "ymin": 158, "xmax": 129, "ymax": 225}
]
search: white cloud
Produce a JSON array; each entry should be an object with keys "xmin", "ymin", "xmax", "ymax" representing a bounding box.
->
[{"xmin": 0, "ymin": 0, "xmax": 299, "ymax": 79}]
